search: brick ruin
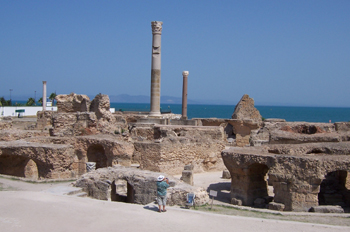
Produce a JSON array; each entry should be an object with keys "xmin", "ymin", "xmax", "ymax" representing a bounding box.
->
[{"xmin": 0, "ymin": 93, "xmax": 349, "ymax": 212}]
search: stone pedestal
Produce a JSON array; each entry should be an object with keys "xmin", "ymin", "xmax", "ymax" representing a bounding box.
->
[
  {"xmin": 86, "ymin": 162, "xmax": 96, "ymax": 172},
  {"xmin": 149, "ymin": 21, "xmax": 163, "ymax": 117}
]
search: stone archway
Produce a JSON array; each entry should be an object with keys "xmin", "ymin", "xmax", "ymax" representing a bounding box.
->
[
  {"xmin": 318, "ymin": 170, "xmax": 350, "ymax": 210},
  {"xmin": 0, "ymin": 155, "xmax": 38, "ymax": 179},
  {"xmin": 87, "ymin": 144, "xmax": 107, "ymax": 169},
  {"xmin": 231, "ymin": 163, "xmax": 269, "ymax": 206}
]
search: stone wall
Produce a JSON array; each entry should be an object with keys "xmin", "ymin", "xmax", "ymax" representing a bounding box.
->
[
  {"xmin": 222, "ymin": 143, "xmax": 350, "ymax": 211},
  {"xmin": 0, "ymin": 140, "xmax": 77, "ymax": 179},
  {"xmin": 133, "ymin": 125, "xmax": 226, "ymax": 175}
]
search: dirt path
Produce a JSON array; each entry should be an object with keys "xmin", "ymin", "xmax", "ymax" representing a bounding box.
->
[{"xmin": 1, "ymin": 173, "xmax": 350, "ymax": 230}]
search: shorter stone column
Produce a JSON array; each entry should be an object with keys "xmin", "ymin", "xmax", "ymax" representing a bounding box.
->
[
  {"xmin": 181, "ymin": 71, "xmax": 189, "ymax": 119},
  {"xmin": 42, "ymin": 81, "xmax": 47, "ymax": 111}
]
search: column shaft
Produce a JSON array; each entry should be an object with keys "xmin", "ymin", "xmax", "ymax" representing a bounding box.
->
[
  {"xmin": 182, "ymin": 71, "xmax": 189, "ymax": 119},
  {"xmin": 42, "ymin": 81, "xmax": 47, "ymax": 111},
  {"xmin": 149, "ymin": 21, "xmax": 163, "ymax": 117}
]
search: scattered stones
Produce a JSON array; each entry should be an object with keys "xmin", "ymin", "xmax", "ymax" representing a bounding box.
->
[
  {"xmin": 231, "ymin": 197, "xmax": 242, "ymax": 206},
  {"xmin": 222, "ymin": 169, "xmax": 231, "ymax": 179},
  {"xmin": 309, "ymin": 205, "xmax": 344, "ymax": 213},
  {"xmin": 268, "ymin": 202, "xmax": 285, "ymax": 211}
]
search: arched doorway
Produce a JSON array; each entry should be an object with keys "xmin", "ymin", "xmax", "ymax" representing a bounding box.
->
[
  {"xmin": 318, "ymin": 170, "xmax": 350, "ymax": 210},
  {"xmin": 231, "ymin": 163, "xmax": 270, "ymax": 206},
  {"xmin": 0, "ymin": 155, "xmax": 38, "ymax": 179},
  {"xmin": 247, "ymin": 163, "xmax": 270, "ymax": 207},
  {"xmin": 87, "ymin": 144, "xmax": 107, "ymax": 169},
  {"xmin": 111, "ymin": 179, "xmax": 135, "ymax": 203}
]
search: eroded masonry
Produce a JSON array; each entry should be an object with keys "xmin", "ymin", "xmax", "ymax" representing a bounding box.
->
[{"xmin": 0, "ymin": 92, "xmax": 349, "ymax": 212}]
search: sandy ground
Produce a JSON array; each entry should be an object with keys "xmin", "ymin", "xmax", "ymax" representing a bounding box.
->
[{"xmin": 0, "ymin": 172, "xmax": 349, "ymax": 232}]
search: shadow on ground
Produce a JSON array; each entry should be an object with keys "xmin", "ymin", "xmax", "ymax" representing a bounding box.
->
[{"xmin": 206, "ymin": 182, "xmax": 231, "ymax": 204}]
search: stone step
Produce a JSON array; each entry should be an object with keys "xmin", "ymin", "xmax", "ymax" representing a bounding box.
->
[{"xmin": 73, "ymin": 192, "xmax": 88, "ymax": 197}]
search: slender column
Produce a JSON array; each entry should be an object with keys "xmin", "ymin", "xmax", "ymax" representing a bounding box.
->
[
  {"xmin": 149, "ymin": 21, "xmax": 163, "ymax": 117},
  {"xmin": 42, "ymin": 81, "xmax": 47, "ymax": 111},
  {"xmin": 182, "ymin": 71, "xmax": 189, "ymax": 119}
]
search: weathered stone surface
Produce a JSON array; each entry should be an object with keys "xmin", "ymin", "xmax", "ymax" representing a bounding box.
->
[
  {"xmin": 75, "ymin": 166, "xmax": 209, "ymax": 206},
  {"xmin": 0, "ymin": 117, "xmax": 12, "ymax": 130},
  {"xmin": 184, "ymin": 164, "xmax": 194, "ymax": 171},
  {"xmin": 133, "ymin": 125, "xmax": 226, "ymax": 175},
  {"xmin": 335, "ymin": 122, "xmax": 350, "ymax": 132},
  {"xmin": 231, "ymin": 94, "xmax": 262, "ymax": 124},
  {"xmin": 268, "ymin": 202, "xmax": 285, "ymax": 211},
  {"xmin": 231, "ymin": 197, "xmax": 242, "ymax": 206},
  {"xmin": 50, "ymin": 112, "xmax": 98, "ymax": 137},
  {"xmin": 222, "ymin": 143, "xmax": 350, "ymax": 211},
  {"xmin": 181, "ymin": 170, "xmax": 193, "ymax": 186},
  {"xmin": 56, "ymin": 93, "xmax": 90, "ymax": 113},
  {"xmin": 0, "ymin": 140, "xmax": 76, "ymax": 179},
  {"xmin": 249, "ymin": 121, "xmax": 349, "ymax": 145},
  {"xmin": 0, "ymin": 129, "xmax": 48, "ymax": 142},
  {"xmin": 222, "ymin": 169, "xmax": 231, "ymax": 179},
  {"xmin": 36, "ymin": 110, "xmax": 55, "ymax": 129},
  {"xmin": 309, "ymin": 205, "xmax": 344, "ymax": 213}
]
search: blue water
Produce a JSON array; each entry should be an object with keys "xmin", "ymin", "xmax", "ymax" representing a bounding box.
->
[{"xmin": 111, "ymin": 103, "xmax": 350, "ymax": 123}]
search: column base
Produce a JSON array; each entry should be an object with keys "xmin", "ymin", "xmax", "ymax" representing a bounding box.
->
[{"xmin": 149, "ymin": 111, "xmax": 161, "ymax": 117}]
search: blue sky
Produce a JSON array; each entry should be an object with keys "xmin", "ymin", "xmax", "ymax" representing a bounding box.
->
[{"xmin": 1, "ymin": 0, "xmax": 349, "ymax": 107}]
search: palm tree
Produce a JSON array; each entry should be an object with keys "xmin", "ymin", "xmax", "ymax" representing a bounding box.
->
[
  {"xmin": 49, "ymin": 92, "xmax": 57, "ymax": 106},
  {"xmin": 38, "ymin": 97, "xmax": 43, "ymax": 106},
  {"xmin": 26, "ymin": 97, "xmax": 35, "ymax": 106},
  {"xmin": 0, "ymin": 97, "xmax": 10, "ymax": 106}
]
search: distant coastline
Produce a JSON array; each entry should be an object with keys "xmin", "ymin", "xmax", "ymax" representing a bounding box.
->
[{"xmin": 111, "ymin": 102, "xmax": 350, "ymax": 123}]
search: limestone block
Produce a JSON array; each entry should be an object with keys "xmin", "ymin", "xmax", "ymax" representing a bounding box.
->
[
  {"xmin": 309, "ymin": 205, "xmax": 344, "ymax": 213},
  {"xmin": 184, "ymin": 164, "xmax": 194, "ymax": 170},
  {"xmin": 24, "ymin": 159, "xmax": 38, "ymax": 180},
  {"xmin": 235, "ymin": 134, "xmax": 250, "ymax": 147},
  {"xmin": 222, "ymin": 170, "xmax": 231, "ymax": 179},
  {"xmin": 268, "ymin": 202, "xmax": 285, "ymax": 211},
  {"xmin": 0, "ymin": 118, "xmax": 12, "ymax": 130},
  {"xmin": 335, "ymin": 122, "xmax": 350, "ymax": 132},
  {"xmin": 231, "ymin": 198, "xmax": 242, "ymax": 206},
  {"xmin": 231, "ymin": 94, "xmax": 262, "ymax": 124},
  {"xmin": 56, "ymin": 93, "xmax": 90, "ymax": 113},
  {"xmin": 181, "ymin": 170, "xmax": 193, "ymax": 186}
]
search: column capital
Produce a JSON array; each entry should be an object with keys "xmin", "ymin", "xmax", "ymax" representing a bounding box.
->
[
  {"xmin": 42, "ymin": 81, "xmax": 47, "ymax": 84},
  {"xmin": 182, "ymin": 71, "xmax": 189, "ymax": 77},
  {"xmin": 151, "ymin": 21, "xmax": 163, "ymax": 34}
]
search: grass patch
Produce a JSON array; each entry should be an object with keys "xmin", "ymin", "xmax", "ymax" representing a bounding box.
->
[{"xmin": 194, "ymin": 204, "xmax": 350, "ymax": 227}]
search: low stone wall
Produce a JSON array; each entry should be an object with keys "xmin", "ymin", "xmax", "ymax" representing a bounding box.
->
[
  {"xmin": 0, "ymin": 140, "xmax": 77, "ymax": 179},
  {"xmin": 75, "ymin": 166, "xmax": 209, "ymax": 206}
]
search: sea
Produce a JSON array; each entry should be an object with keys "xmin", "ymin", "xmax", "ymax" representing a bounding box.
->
[{"xmin": 111, "ymin": 103, "xmax": 350, "ymax": 123}]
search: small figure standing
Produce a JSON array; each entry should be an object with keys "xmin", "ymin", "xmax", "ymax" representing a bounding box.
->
[{"xmin": 156, "ymin": 175, "xmax": 170, "ymax": 213}]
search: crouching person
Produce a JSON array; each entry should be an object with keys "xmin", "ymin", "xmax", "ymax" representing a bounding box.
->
[{"xmin": 156, "ymin": 175, "xmax": 170, "ymax": 213}]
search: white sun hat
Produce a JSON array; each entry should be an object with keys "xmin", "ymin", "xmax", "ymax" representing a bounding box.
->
[{"xmin": 157, "ymin": 175, "xmax": 165, "ymax": 181}]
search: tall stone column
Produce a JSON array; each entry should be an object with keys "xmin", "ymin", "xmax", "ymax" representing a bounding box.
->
[
  {"xmin": 149, "ymin": 21, "xmax": 163, "ymax": 117},
  {"xmin": 182, "ymin": 71, "xmax": 189, "ymax": 119},
  {"xmin": 42, "ymin": 81, "xmax": 47, "ymax": 111}
]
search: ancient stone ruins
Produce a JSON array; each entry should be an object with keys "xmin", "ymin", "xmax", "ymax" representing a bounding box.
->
[
  {"xmin": 0, "ymin": 21, "xmax": 349, "ymax": 213},
  {"xmin": 0, "ymin": 92, "xmax": 349, "ymax": 212}
]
